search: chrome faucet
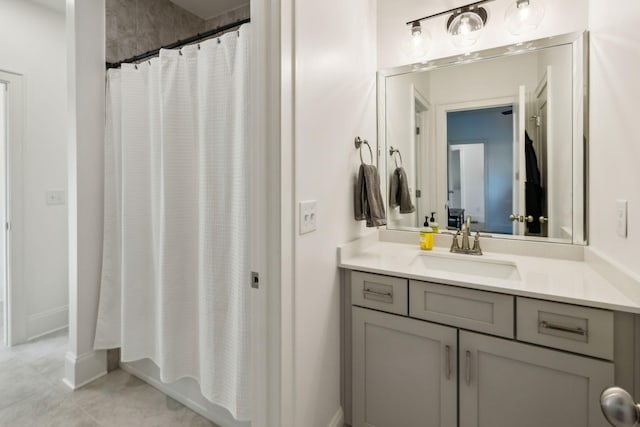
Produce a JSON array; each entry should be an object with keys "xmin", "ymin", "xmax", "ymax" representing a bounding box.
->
[{"xmin": 450, "ymin": 216, "xmax": 483, "ymax": 255}]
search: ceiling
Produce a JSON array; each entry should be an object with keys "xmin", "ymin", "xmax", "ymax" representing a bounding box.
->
[
  {"xmin": 169, "ymin": 0, "xmax": 249, "ymax": 20},
  {"xmin": 29, "ymin": 0, "xmax": 65, "ymax": 14}
]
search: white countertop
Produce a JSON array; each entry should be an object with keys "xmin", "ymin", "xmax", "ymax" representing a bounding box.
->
[{"xmin": 338, "ymin": 236, "xmax": 640, "ymax": 314}]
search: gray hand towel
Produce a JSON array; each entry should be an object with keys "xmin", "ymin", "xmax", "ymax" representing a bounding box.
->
[
  {"xmin": 389, "ymin": 167, "xmax": 415, "ymax": 214},
  {"xmin": 354, "ymin": 164, "xmax": 387, "ymax": 227}
]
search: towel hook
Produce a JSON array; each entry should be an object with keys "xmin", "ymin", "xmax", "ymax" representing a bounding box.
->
[
  {"xmin": 389, "ymin": 146, "xmax": 403, "ymax": 169},
  {"xmin": 355, "ymin": 137, "xmax": 373, "ymax": 165}
]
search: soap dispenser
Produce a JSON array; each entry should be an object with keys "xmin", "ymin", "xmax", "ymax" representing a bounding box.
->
[{"xmin": 428, "ymin": 212, "xmax": 439, "ymax": 233}]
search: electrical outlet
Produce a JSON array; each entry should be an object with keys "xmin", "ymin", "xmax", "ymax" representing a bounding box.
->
[
  {"xmin": 616, "ymin": 199, "xmax": 628, "ymax": 238},
  {"xmin": 46, "ymin": 190, "xmax": 66, "ymax": 206},
  {"xmin": 299, "ymin": 200, "xmax": 317, "ymax": 235}
]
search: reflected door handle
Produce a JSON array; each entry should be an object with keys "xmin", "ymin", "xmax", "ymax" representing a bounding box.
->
[
  {"xmin": 509, "ymin": 214, "xmax": 525, "ymax": 223},
  {"xmin": 539, "ymin": 216, "xmax": 548, "ymax": 224}
]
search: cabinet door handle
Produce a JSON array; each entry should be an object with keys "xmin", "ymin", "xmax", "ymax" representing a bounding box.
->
[
  {"xmin": 539, "ymin": 321, "xmax": 587, "ymax": 337},
  {"xmin": 465, "ymin": 351, "xmax": 471, "ymax": 386},
  {"xmin": 363, "ymin": 288, "xmax": 393, "ymax": 303},
  {"xmin": 445, "ymin": 345, "xmax": 451, "ymax": 380}
]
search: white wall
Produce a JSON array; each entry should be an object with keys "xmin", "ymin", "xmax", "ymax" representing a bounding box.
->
[
  {"xmin": 588, "ymin": 0, "xmax": 640, "ymax": 276},
  {"xmin": 292, "ymin": 0, "xmax": 377, "ymax": 425},
  {"xmin": 377, "ymin": 0, "xmax": 588, "ymax": 69},
  {"xmin": 0, "ymin": 0, "xmax": 68, "ymax": 338}
]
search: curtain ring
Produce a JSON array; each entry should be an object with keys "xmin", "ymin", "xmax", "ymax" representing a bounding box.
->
[
  {"xmin": 217, "ymin": 38, "xmax": 221, "ymax": 44},
  {"xmin": 197, "ymin": 43, "xmax": 201, "ymax": 50},
  {"xmin": 134, "ymin": 64, "xmax": 138, "ymax": 70},
  {"xmin": 179, "ymin": 49, "xmax": 183, "ymax": 56}
]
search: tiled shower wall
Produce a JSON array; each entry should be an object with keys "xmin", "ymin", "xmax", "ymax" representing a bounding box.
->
[{"xmin": 106, "ymin": 0, "xmax": 250, "ymax": 63}]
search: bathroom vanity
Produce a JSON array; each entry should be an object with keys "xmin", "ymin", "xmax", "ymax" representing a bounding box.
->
[{"xmin": 339, "ymin": 232, "xmax": 640, "ymax": 427}]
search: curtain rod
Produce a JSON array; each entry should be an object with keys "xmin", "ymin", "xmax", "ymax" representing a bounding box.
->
[{"xmin": 106, "ymin": 17, "xmax": 251, "ymax": 69}]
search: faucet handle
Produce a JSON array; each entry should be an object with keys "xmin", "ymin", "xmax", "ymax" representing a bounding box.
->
[
  {"xmin": 450, "ymin": 230, "xmax": 461, "ymax": 252},
  {"xmin": 472, "ymin": 232, "xmax": 483, "ymax": 255}
]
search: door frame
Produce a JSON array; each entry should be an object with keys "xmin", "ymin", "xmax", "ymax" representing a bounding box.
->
[
  {"xmin": 436, "ymin": 96, "xmax": 515, "ymax": 231},
  {"xmin": 0, "ymin": 70, "xmax": 26, "ymax": 347},
  {"xmin": 411, "ymin": 85, "xmax": 431, "ymax": 228}
]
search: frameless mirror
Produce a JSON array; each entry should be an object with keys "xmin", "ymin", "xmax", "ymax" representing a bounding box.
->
[{"xmin": 379, "ymin": 32, "xmax": 588, "ymax": 244}]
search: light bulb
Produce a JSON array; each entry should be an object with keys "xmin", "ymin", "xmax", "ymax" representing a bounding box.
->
[
  {"xmin": 448, "ymin": 10, "xmax": 485, "ymax": 48},
  {"xmin": 505, "ymin": 0, "xmax": 545, "ymax": 36},
  {"xmin": 404, "ymin": 22, "xmax": 431, "ymax": 62}
]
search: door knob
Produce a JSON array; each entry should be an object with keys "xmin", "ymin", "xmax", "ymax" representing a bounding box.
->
[
  {"xmin": 525, "ymin": 215, "xmax": 534, "ymax": 223},
  {"xmin": 539, "ymin": 216, "xmax": 548, "ymax": 224},
  {"xmin": 509, "ymin": 214, "xmax": 519, "ymax": 222},
  {"xmin": 601, "ymin": 387, "xmax": 640, "ymax": 427}
]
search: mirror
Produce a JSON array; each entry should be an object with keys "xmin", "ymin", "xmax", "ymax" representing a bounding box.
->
[{"xmin": 379, "ymin": 32, "xmax": 587, "ymax": 244}]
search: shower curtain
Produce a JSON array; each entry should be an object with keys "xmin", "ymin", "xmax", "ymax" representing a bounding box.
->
[{"xmin": 94, "ymin": 25, "xmax": 251, "ymax": 421}]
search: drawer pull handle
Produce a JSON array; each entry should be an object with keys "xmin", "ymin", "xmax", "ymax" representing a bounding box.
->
[
  {"xmin": 363, "ymin": 288, "xmax": 393, "ymax": 302},
  {"xmin": 540, "ymin": 321, "xmax": 587, "ymax": 336},
  {"xmin": 445, "ymin": 345, "xmax": 451, "ymax": 380},
  {"xmin": 465, "ymin": 351, "xmax": 471, "ymax": 386}
]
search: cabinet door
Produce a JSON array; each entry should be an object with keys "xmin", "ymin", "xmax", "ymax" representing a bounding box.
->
[
  {"xmin": 352, "ymin": 306, "xmax": 457, "ymax": 427},
  {"xmin": 459, "ymin": 330, "xmax": 614, "ymax": 427}
]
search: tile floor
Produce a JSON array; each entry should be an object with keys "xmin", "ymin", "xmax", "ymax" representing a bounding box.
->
[{"xmin": 0, "ymin": 308, "xmax": 218, "ymax": 427}]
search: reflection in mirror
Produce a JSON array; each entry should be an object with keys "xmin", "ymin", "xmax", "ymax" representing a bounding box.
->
[{"xmin": 382, "ymin": 34, "xmax": 585, "ymax": 243}]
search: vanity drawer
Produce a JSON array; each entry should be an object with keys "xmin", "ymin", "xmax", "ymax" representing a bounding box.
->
[
  {"xmin": 351, "ymin": 271, "xmax": 408, "ymax": 316},
  {"xmin": 410, "ymin": 281, "xmax": 514, "ymax": 338},
  {"xmin": 516, "ymin": 297, "xmax": 614, "ymax": 360}
]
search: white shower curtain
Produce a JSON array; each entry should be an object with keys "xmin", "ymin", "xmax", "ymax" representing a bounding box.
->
[{"xmin": 95, "ymin": 25, "xmax": 251, "ymax": 421}]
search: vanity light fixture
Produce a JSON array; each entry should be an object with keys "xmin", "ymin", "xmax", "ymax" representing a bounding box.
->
[
  {"xmin": 504, "ymin": 0, "xmax": 545, "ymax": 36},
  {"xmin": 407, "ymin": 0, "xmax": 493, "ymax": 52}
]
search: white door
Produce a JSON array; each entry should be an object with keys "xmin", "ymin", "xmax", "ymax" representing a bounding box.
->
[
  {"xmin": 0, "ymin": 70, "xmax": 25, "ymax": 347},
  {"xmin": 352, "ymin": 307, "xmax": 457, "ymax": 427},
  {"xmin": 535, "ymin": 68, "xmax": 551, "ymax": 237},
  {"xmin": 0, "ymin": 82, "xmax": 5, "ymax": 343},
  {"xmin": 511, "ymin": 85, "xmax": 526, "ymax": 235},
  {"xmin": 449, "ymin": 143, "xmax": 485, "ymax": 225},
  {"xmin": 459, "ymin": 330, "xmax": 614, "ymax": 427}
]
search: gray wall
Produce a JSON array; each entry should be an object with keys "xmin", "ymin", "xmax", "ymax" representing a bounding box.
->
[{"xmin": 106, "ymin": 0, "xmax": 250, "ymax": 63}]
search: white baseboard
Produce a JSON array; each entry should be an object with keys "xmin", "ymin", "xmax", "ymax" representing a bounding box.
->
[
  {"xmin": 27, "ymin": 305, "xmax": 68, "ymax": 341},
  {"xmin": 63, "ymin": 350, "xmax": 107, "ymax": 390},
  {"xmin": 328, "ymin": 406, "xmax": 344, "ymax": 427}
]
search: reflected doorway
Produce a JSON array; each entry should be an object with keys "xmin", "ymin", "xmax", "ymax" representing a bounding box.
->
[{"xmin": 446, "ymin": 105, "xmax": 514, "ymax": 234}]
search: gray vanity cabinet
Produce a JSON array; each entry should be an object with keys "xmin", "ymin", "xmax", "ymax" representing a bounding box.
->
[
  {"xmin": 458, "ymin": 330, "xmax": 614, "ymax": 427},
  {"xmin": 352, "ymin": 306, "xmax": 458, "ymax": 427},
  {"xmin": 347, "ymin": 271, "xmax": 620, "ymax": 427}
]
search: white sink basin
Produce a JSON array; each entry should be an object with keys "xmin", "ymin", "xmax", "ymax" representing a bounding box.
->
[{"xmin": 412, "ymin": 253, "xmax": 521, "ymax": 281}]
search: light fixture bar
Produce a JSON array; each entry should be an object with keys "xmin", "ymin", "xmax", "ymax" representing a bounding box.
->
[{"xmin": 406, "ymin": 0, "xmax": 495, "ymax": 26}]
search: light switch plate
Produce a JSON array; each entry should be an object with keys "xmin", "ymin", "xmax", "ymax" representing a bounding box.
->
[
  {"xmin": 299, "ymin": 200, "xmax": 317, "ymax": 235},
  {"xmin": 46, "ymin": 190, "xmax": 66, "ymax": 206},
  {"xmin": 616, "ymin": 199, "xmax": 627, "ymax": 238}
]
